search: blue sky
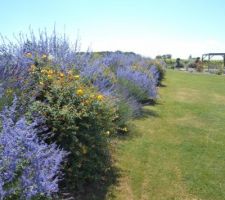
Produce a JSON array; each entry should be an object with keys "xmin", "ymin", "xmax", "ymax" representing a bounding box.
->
[{"xmin": 1, "ymin": 0, "xmax": 225, "ymax": 58}]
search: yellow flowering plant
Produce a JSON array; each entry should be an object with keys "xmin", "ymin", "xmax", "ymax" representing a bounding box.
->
[{"xmin": 22, "ymin": 59, "xmax": 118, "ymax": 190}]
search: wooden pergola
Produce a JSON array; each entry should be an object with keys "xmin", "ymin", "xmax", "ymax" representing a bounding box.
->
[{"xmin": 202, "ymin": 53, "xmax": 225, "ymax": 68}]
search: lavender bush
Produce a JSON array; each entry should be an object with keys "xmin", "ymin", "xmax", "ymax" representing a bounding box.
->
[
  {"xmin": 74, "ymin": 52, "xmax": 160, "ymax": 118},
  {"xmin": 149, "ymin": 65, "xmax": 160, "ymax": 85},
  {"xmin": 100, "ymin": 51, "xmax": 150, "ymax": 69},
  {"xmin": 0, "ymin": 28, "xmax": 85, "ymax": 85},
  {"xmin": 116, "ymin": 65, "xmax": 157, "ymax": 101},
  {"xmin": 0, "ymin": 98, "xmax": 67, "ymax": 199},
  {"xmin": 147, "ymin": 60, "xmax": 166, "ymax": 85},
  {"xmin": 0, "ymin": 28, "xmax": 162, "ymax": 101},
  {"xmin": 80, "ymin": 60, "xmax": 116, "ymax": 96}
]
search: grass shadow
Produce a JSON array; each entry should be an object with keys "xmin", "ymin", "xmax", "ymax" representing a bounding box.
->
[
  {"xmin": 72, "ymin": 166, "xmax": 120, "ymax": 200},
  {"xmin": 60, "ymin": 168, "xmax": 120, "ymax": 200},
  {"xmin": 158, "ymin": 83, "xmax": 167, "ymax": 87},
  {"xmin": 140, "ymin": 99, "xmax": 156, "ymax": 105},
  {"xmin": 136, "ymin": 106, "xmax": 160, "ymax": 120}
]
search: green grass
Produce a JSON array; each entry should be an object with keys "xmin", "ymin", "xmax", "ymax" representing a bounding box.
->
[{"xmin": 107, "ymin": 70, "xmax": 225, "ymax": 200}]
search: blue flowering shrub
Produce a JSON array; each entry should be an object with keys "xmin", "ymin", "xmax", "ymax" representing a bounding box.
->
[
  {"xmin": 147, "ymin": 60, "xmax": 166, "ymax": 86},
  {"xmin": 0, "ymin": 29, "xmax": 88, "ymax": 88},
  {"xmin": 116, "ymin": 65, "xmax": 157, "ymax": 102},
  {"xmin": 0, "ymin": 98, "xmax": 67, "ymax": 199}
]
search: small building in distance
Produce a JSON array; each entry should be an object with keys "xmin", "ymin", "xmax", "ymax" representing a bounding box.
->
[{"xmin": 202, "ymin": 53, "xmax": 225, "ymax": 68}]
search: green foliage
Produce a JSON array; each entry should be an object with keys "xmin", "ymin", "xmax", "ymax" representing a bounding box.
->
[
  {"xmin": 0, "ymin": 89, "xmax": 13, "ymax": 111},
  {"xmin": 216, "ymin": 65, "xmax": 224, "ymax": 75},
  {"xmin": 115, "ymin": 98, "xmax": 134, "ymax": 127},
  {"xmin": 163, "ymin": 58, "xmax": 177, "ymax": 69}
]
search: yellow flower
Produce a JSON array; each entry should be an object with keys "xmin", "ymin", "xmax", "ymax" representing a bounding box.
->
[
  {"xmin": 39, "ymin": 81, "xmax": 44, "ymax": 86},
  {"xmin": 76, "ymin": 89, "xmax": 84, "ymax": 96},
  {"xmin": 106, "ymin": 131, "xmax": 110, "ymax": 136},
  {"xmin": 59, "ymin": 72, "xmax": 64, "ymax": 78},
  {"xmin": 48, "ymin": 69, "xmax": 53, "ymax": 75},
  {"xmin": 74, "ymin": 75, "xmax": 80, "ymax": 80},
  {"xmin": 47, "ymin": 74, "xmax": 53, "ymax": 79},
  {"xmin": 123, "ymin": 127, "xmax": 128, "ymax": 132},
  {"xmin": 42, "ymin": 54, "xmax": 47, "ymax": 59},
  {"xmin": 97, "ymin": 94, "xmax": 104, "ymax": 101}
]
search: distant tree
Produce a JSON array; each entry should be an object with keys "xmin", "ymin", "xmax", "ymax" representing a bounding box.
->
[
  {"xmin": 175, "ymin": 58, "xmax": 184, "ymax": 68},
  {"xmin": 162, "ymin": 54, "xmax": 172, "ymax": 59},
  {"xmin": 156, "ymin": 55, "xmax": 162, "ymax": 59}
]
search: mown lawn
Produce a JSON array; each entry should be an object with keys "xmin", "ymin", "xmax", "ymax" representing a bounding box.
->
[{"xmin": 107, "ymin": 70, "xmax": 225, "ymax": 200}]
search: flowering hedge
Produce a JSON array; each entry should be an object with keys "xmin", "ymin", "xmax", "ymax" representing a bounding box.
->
[{"xmin": 0, "ymin": 29, "xmax": 166, "ymax": 195}]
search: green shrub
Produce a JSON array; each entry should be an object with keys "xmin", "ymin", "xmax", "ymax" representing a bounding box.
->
[
  {"xmin": 115, "ymin": 98, "xmax": 135, "ymax": 127},
  {"xmin": 21, "ymin": 57, "xmax": 118, "ymax": 190},
  {"xmin": 217, "ymin": 65, "xmax": 224, "ymax": 75},
  {"xmin": 196, "ymin": 62, "xmax": 204, "ymax": 72}
]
